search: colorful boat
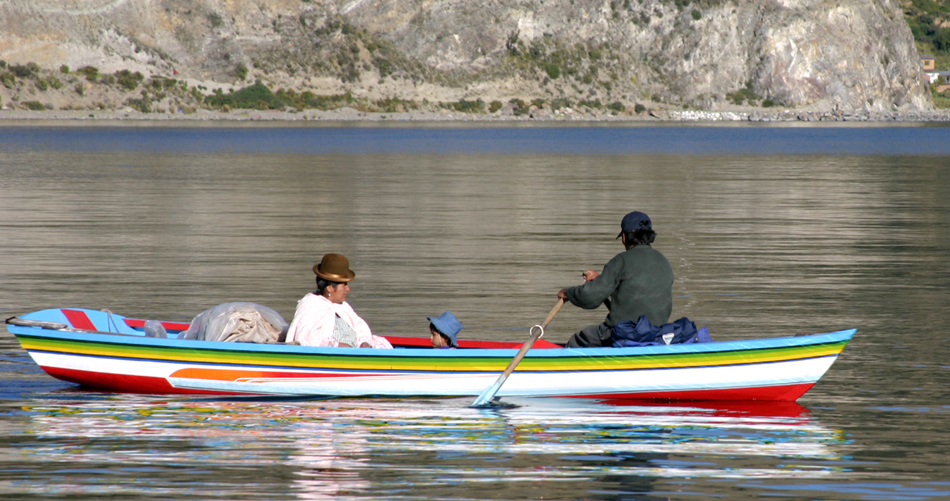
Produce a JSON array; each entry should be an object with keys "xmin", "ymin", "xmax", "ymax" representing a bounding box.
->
[{"xmin": 5, "ymin": 307, "xmax": 855, "ymax": 401}]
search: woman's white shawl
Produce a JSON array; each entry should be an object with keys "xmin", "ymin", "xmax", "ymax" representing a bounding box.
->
[{"xmin": 285, "ymin": 293, "xmax": 392, "ymax": 349}]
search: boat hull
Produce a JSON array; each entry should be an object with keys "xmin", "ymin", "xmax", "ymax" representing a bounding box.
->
[{"xmin": 7, "ymin": 308, "xmax": 855, "ymax": 401}]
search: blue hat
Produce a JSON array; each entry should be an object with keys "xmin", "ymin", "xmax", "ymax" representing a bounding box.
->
[
  {"xmin": 617, "ymin": 211, "xmax": 652, "ymax": 238},
  {"xmin": 427, "ymin": 311, "xmax": 463, "ymax": 347}
]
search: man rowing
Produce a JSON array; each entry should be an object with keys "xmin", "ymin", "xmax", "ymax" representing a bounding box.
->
[{"xmin": 558, "ymin": 211, "xmax": 674, "ymax": 348}]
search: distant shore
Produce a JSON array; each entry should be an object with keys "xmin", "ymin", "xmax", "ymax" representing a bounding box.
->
[{"xmin": 3, "ymin": 107, "xmax": 950, "ymax": 125}]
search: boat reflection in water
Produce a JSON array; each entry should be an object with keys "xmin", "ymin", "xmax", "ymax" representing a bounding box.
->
[{"xmin": 17, "ymin": 394, "xmax": 847, "ymax": 499}]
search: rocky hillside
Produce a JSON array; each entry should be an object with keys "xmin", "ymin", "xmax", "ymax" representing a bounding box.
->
[{"xmin": 0, "ymin": 0, "xmax": 935, "ymax": 115}]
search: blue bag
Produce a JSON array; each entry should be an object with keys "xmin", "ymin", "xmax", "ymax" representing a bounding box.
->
[{"xmin": 611, "ymin": 315, "xmax": 711, "ymax": 347}]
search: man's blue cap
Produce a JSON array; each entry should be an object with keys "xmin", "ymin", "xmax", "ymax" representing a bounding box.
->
[
  {"xmin": 428, "ymin": 311, "xmax": 463, "ymax": 347},
  {"xmin": 617, "ymin": 211, "xmax": 652, "ymax": 238}
]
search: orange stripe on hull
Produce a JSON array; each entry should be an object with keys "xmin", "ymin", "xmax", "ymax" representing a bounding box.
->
[{"xmin": 169, "ymin": 367, "xmax": 363, "ymax": 381}]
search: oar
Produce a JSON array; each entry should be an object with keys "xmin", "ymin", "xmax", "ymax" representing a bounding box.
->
[{"xmin": 471, "ymin": 298, "xmax": 566, "ymax": 408}]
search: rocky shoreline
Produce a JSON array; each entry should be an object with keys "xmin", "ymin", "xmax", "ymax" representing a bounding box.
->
[{"xmin": 3, "ymin": 106, "xmax": 950, "ymax": 125}]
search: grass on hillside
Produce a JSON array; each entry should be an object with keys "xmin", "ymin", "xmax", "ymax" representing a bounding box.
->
[{"xmin": 933, "ymin": 89, "xmax": 950, "ymax": 108}]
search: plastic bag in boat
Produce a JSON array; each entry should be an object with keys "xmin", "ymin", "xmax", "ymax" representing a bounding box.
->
[
  {"xmin": 180, "ymin": 302, "xmax": 289, "ymax": 343},
  {"xmin": 144, "ymin": 320, "xmax": 168, "ymax": 338},
  {"xmin": 611, "ymin": 315, "xmax": 711, "ymax": 347}
]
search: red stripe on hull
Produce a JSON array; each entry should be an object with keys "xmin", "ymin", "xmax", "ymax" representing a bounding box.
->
[
  {"xmin": 62, "ymin": 309, "xmax": 97, "ymax": 331},
  {"xmin": 42, "ymin": 366, "xmax": 234, "ymax": 395},
  {"xmin": 568, "ymin": 383, "xmax": 816, "ymax": 402},
  {"xmin": 124, "ymin": 319, "xmax": 191, "ymax": 332}
]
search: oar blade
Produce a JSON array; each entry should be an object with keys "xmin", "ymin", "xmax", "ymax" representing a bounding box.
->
[{"xmin": 471, "ymin": 377, "xmax": 507, "ymax": 408}]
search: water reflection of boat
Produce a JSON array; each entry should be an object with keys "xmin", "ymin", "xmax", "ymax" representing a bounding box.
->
[
  {"xmin": 18, "ymin": 397, "xmax": 853, "ymax": 501},
  {"xmin": 7, "ymin": 308, "xmax": 854, "ymax": 401},
  {"xmin": 22, "ymin": 397, "xmax": 845, "ymax": 471},
  {"xmin": 597, "ymin": 399, "xmax": 811, "ymax": 418}
]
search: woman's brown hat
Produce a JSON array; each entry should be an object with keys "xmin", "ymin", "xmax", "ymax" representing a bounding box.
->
[{"xmin": 313, "ymin": 253, "xmax": 355, "ymax": 282}]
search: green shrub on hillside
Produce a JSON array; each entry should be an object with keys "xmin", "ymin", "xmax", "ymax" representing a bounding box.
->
[
  {"xmin": 372, "ymin": 96, "xmax": 418, "ymax": 113},
  {"xmin": 115, "ymin": 70, "xmax": 144, "ymax": 91},
  {"xmin": 10, "ymin": 63, "xmax": 39, "ymax": 79},
  {"xmin": 205, "ymin": 81, "xmax": 285, "ymax": 110},
  {"xmin": 509, "ymin": 98, "xmax": 529, "ymax": 116},
  {"xmin": 233, "ymin": 64, "xmax": 248, "ymax": 81},
  {"xmin": 550, "ymin": 98, "xmax": 573, "ymax": 111},
  {"xmin": 932, "ymin": 87, "xmax": 950, "ymax": 108},
  {"xmin": 726, "ymin": 85, "xmax": 761, "ymax": 105},
  {"xmin": 275, "ymin": 89, "xmax": 357, "ymax": 110},
  {"xmin": 579, "ymin": 98, "xmax": 603, "ymax": 109},
  {"xmin": 79, "ymin": 66, "xmax": 99, "ymax": 82},
  {"xmin": 448, "ymin": 98, "xmax": 485, "ymax": 113},
  {"xmin": 125, "ymin": 97, "xmax": 151, "ymax": 113},
  {"xmin": 904, "ymin": 0, "xmax": 950, "ymax": 62}
]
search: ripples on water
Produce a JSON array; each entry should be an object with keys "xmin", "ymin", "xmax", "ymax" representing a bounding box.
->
[
  {"xmin": 7, "ymin": 395, "xmax": 856, "ymax": 500},
  {"xmin": 1, "ymin": 124, "xmax": 949, "ymax": 499}
]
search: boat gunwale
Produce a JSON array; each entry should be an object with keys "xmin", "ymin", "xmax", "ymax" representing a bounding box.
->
[{"xmin": 9, "ymin": 324, "xmax": 856, "ymax": 360}]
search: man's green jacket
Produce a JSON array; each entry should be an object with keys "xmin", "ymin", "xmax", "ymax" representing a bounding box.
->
[{"xmin": 564, "ymin": 244, "xmax": 673, "ymax": 328}]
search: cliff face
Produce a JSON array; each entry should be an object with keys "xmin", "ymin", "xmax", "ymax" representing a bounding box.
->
[{"xmin": 0, "ymin": 0, "xmax": 933, "ymax": 113}]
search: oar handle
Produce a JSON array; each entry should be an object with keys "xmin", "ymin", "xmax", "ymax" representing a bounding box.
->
[{"xmin": 539, "ymin": 298, "xmax": 566, "ymax": 330}]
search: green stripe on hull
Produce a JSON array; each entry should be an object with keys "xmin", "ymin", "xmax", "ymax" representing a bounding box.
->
[
  {"xmin": 18, "ymin": 335, "xmax": 848, "ymax": 373},
  {"xmin": 556, "ymin": 341, "xmax": 850, "ymax": 370}
]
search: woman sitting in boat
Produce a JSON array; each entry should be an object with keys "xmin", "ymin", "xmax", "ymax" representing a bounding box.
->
[{"xmin": 285, "ymin": 253, "xmax": 393, "ymax": 349}]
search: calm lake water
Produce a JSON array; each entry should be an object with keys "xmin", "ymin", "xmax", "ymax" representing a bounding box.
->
[{"xmin": 1, "ymin": 123, "xmax": 949, "ymax": 500}]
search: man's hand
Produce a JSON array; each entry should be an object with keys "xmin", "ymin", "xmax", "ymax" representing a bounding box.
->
[{"xmin": 559, "ymin": 270, "xmax": 598, "ymax": 300}]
